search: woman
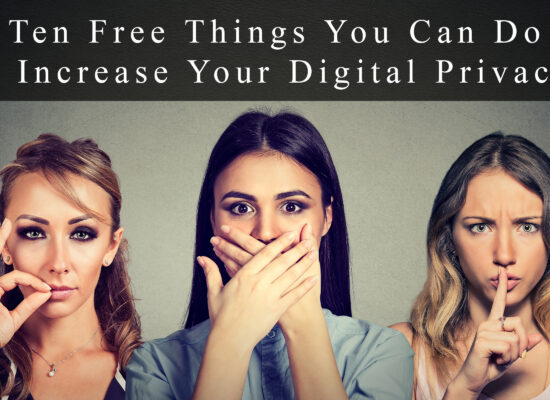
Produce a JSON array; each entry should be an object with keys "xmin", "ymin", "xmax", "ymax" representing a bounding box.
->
[
  {"xmin": 392, "ymin": 133, "xmax": 550, "ymax": 399},
  {"xmin": 126, "ymin": 111, "xmax": 414, "ymax": 399},
  {"xmin": 0, "ymin": 134, "xmax": 141, "ymax": 400}
]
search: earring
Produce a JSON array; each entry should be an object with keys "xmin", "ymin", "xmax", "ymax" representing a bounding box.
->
[
  {"xmin": 4, "ymin": 255, "xmax": 10, "ymax": 264},
  {"xmin": 103, "ymin": 258, "xmax": 111, "ymax": 267}
]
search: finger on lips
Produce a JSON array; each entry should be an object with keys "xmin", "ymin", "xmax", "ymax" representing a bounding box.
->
[
  {"xmin": 211, "ymin": 236, "xmax": 252, "ymax": 265},
  {"xmin": 488, "ymin": 266, "xmax": 508, "ymax": 321},
  {"xmin": 219, "ymin": 225, "xmax": 264, "ymax": 254},
  {"xmin": 0, "ymin": 270, "xmax": 51, "ymax": 294}
]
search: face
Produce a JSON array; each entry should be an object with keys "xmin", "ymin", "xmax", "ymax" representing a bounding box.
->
[
  {"xmin": 452, "ymin": 169, "xmax": 548, "ymax": 309},
  {"xmin": 2, "ymin": 172, "xmax": 123, "ymax": 320},
  {"xmin": 211, "ymin": 152, "xmax": 332, "ymax": 246}
]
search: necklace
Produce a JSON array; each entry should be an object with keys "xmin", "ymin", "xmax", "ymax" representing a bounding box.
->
[{"xmin": 30, "ymin": 328, "xmax": 99, "ymax": 377}]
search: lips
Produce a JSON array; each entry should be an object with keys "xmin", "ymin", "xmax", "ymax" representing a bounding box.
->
[
  {"xmin": 490, "ymin": 274, "xmax": 521, "ymax": 291},
  {"xmin": 48, "ymin": 285, "xmax": 76, "ymax": 300}
]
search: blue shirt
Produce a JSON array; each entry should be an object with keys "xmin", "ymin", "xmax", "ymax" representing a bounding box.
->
[{"xmin": 126, "ymin": 310, "xmax": 414, "ymax": 400}]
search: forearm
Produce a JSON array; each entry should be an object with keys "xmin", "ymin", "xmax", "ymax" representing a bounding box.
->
[
  {"xmin": 442, "ymin": 375, "xmax": 479, "ymax": 400},
  {"xmin": 192, "ymin": 330, "xmax": 253, "ymax": 400},
  {"xmin": 282, "ymin": 307, "xmax": 348, "ymax": 400}
]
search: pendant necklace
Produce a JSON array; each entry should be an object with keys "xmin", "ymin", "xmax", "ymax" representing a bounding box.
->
[{"xmin": 30, "ymin": 328, "xmax": 99, "ymax": 377}]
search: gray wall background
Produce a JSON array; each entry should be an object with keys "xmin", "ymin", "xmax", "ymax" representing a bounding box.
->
[{"xmin": 1, "ymin": 102, "xmax": 549, "ymax": 340}]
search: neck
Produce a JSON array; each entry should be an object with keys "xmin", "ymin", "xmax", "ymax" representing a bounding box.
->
[{"xmin": 21, "ymin": 299, "xmax": 102, "ymax": 354}]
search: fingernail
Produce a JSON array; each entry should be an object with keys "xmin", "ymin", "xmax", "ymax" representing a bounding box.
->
[
  {"xmin": 42, "ymin": 282, "xmax": 52, "ymax": 290},
  {"xmin": 521, "ymin": 349, "xmax": 527, "ymax": 359},
  {"xmin": 210, "ymin": 236, "xmax": 220, "ymax": 246},
  {"xmin": 307, "ymin": 251, "xmax": 316, "ymax": 259},
  {"xmin": 307, "ymin": 222, "xmax": 312, "ymax": 234},
  {"xmin": 285, "ymin": 231, "xmax": 297, "ymax": 241},
  {"xmin": 220, "ymin": 225, "xmax": 230, "ymax": 233},
  {"xmin": 302, "ymin": 239, "xmax": 313, "ymax": 250},
  {"xmin": 196, "ymin": 256, "xmax": 205, "ymax": 267}
]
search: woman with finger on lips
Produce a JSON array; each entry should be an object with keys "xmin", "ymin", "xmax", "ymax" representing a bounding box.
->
[
  {"xmin": 391, "ymin": 133, "xmax": 550, "ymax": 399},
  {"xmin": 0, "ymin": 134, "xmax": 141, "ymax": 400},
  {"xmin": 126, "ymin": 111, "xmax": 414, "ymax": 399}
]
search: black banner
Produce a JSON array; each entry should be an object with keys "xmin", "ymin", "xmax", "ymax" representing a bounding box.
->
[{"xmin": 1, "ymin": 0, "xmax": 550, "ymax": 100}]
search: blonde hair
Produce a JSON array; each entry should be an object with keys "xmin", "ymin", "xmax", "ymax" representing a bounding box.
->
[
  {"xmin": 410, "ymin": 133, "xmax": 550, "ymax": 393},
  {"xmin": 0, "ymin": 134, "xmax": 142, "ymax": 399}
]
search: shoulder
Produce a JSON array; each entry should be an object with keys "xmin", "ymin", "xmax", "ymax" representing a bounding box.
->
[
  {"xmin": 324, "ymin": 310, "xmax": 414, "ymax": 360},
  {"xmin": 389, "ymin": 321, "xmax": 413, "ymax": 345},
  {"xmin": 130, "ymin": 319, "xmax": 211, "ymax": 367}
]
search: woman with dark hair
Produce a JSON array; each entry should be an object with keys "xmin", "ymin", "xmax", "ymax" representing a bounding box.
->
[
  {"xmin": 0, "ymin": 134, "xmax": 141, "ymax": 400},
  {"xmin": 392, "ymin": 133, "xmax": 550, "ymax": 399},
  {"xmin": 127, "ymin": 111, "xmax": 414, "ymax": 399}
]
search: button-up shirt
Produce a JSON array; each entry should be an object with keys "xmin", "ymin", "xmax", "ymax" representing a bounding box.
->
[{"xmin": 126, "ymin": 309, "xmax": 413, "ymax": 400}]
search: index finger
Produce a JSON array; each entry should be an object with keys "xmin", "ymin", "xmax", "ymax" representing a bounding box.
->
[
  {"xmin": 0, "ymin": 218, "xmax": 12, "ymax": 250},
  {"xmin": 489, "ymin": 266, "xmax": 508, "ymax": 320},
  {"xmin": 242, "ymin": 231, "xmax": 297, "ymax": 274},
  {"xmin": 0, "ymin": 270, "xmax": 51, "ymax": 297},
  {"xmin": 219, "ymin": 225, "xmax": 265, "ymax": 255}
]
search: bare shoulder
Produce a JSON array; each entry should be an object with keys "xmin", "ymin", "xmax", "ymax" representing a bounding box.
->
[{"xmin": 389, "ymin": 322, "xmax": 413, "ymax": 345}]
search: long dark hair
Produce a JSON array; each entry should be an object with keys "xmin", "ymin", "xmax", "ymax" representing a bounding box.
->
[
  {"xmin": 185, "ymin": 111, "xmax": 351, "ymax": 328},
  {"xmin": 410, "ymin": 132, "xmax": 550, "ymax": 388}
]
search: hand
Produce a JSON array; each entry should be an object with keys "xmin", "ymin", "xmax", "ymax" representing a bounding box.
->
[
  {"xmin": 447, "ymin": 267, "xmax": 542, "ymax": 397},
  {"xmin": 0, "ymin": 219, "xmax": 52, "ymax": 348},
  {"xmin": 198, "ymin": 230, "xmax": 318, "ymax": 351},
  {"xmin": 210, "ymin": 223, "xmax": 323, "ymax": 335}
]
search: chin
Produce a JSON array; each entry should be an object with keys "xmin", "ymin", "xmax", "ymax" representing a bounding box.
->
[{"xmin": 37, "ymin": 301, "xmax": 80, "ymax": 319}]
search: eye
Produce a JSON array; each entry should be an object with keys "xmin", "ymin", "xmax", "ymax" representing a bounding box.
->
[
  {"xmin": 17, "ymin": 227, "xmax": 46, "ymax": 240},
  {"xmin": 519, "ymin": 223, "xmax": 539, "ymax": 233},
  {"xmin": 229, "ymin": 202, "xmax": 254, "ymax": 216},
  {"xmin": 70, "ymin": 227, "xmax": 98, "ymax": 241},
  {"xmin": 470, "ymin": 223, "xmax": 490, "ymax": 233},
  {"xmin": 281, "ymin": 201, "xmax": 303, "ymax": 214}
]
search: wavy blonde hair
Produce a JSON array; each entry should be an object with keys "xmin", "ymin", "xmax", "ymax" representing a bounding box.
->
[
  {"xmin": 0, "ymin": 134, "xmax": 142, "ymax": 400},
  {"xmin": 410, "ymin": 133, "xmax": 550, "ymax": 392}
]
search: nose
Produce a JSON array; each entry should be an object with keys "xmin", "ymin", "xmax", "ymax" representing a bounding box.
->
[
  {"xmin": 47, "ymin": 236, "xmax": 70, "ymax": 274},
  {"xmin": 250, "ymin": 211, "xmax": 282, "ymax": 244},
  {"xmin": 493, "ymin": 229, "xmax": 516, "ymax": 268}
]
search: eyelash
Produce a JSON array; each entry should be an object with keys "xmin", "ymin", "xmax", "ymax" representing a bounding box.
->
[
  {"xmin": 468, "ymin": 223, "xmax": 540, "ymax": 234},
  {"xmin": 226, "ymin": 200, "xmax": 306, "ymax": 216},
  {"xmin": 16, "ymin": 226, "xmax": 98, "ymax": 242},
  {"xmin": 518, "ymin": 223, "xmax": 539, "ymax": 233},
  {"xmin": 280, "ymin": 201, "xmax": 305, "ymax": 215}
]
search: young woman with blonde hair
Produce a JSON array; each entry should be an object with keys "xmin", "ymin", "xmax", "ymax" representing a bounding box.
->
[
  {"xmin": 0, "ymin": 134, "xmax": 141, "ymax": 400},
  {"xmin": 392, "ymin": 133, "xmax": 550, "ymax": 399}
]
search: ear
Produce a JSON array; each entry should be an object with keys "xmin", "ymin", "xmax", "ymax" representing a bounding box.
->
[
  {"xmin": 321, "ymin": 197, "xmax": 333, "ymax": 237},
  {"xmin": 103, "ymin": 226, "xmax": 124, "ymax": 267},
  {"xmin": 1, "ymin": 246, "xmax": 13, "ymax": 266}
]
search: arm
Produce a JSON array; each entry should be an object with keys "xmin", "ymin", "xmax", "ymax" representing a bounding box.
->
[
  {"xmin": 192, "ymin": 232, "xmax": 317, "ymax": 400},
  {"xmin": 212, "ymin": 223, "xmax": 349, "ymax": 400},
  {"xmin": 443, "ymin": 268, "xmax": 541, "ymax": 399},
  {"xmin": 0, "ymin": 219, "xmax": 52, "ymax": 349}
]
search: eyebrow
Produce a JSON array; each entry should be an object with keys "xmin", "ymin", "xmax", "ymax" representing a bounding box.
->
[
  {"xmin": 68, "ymin": 215, "xmax": 92, "ymax": 225},
  {"xmin": 15, "ymin": 214, "xmax": 93, "ymax": 225},
  {"xmin": 462, "ymin": 216, "xmax": 542, "ymax": 223},
  {"xmin": 15, "ymin": 214, "xmax": 49, "ymax": 225},
  {"xmin": 221, "ymin": 191, "xmax": 256, "ymax": 201},
  {"xmin": 221, "ymin": 190, "xmax": 312, "ymax": 202},
  {"xmin": 275, "ymin": 190, "xmax": 311, "ymax": 200}
]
